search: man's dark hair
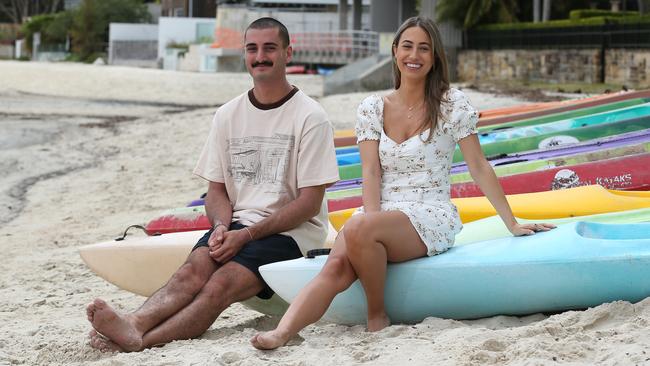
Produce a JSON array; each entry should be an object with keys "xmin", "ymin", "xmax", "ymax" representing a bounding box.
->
[{"xmin": 245, "ymin": 17, "xmax": 290, "ymax": 48}]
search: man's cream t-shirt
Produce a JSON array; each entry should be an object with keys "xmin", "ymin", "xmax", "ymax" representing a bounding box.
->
[{"xmin": 193, "ymin": 87, "xmax": 340, "ymax": 255}]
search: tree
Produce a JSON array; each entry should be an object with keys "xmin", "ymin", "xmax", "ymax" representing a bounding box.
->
[
  {"xmin": 69, "ymin": 0, "xmax": 151, "ymax": 61},
  {"xmin": 436, "ymin": 0, "xmax": 519, "ymax": 29},
  {"xmin": 0, "ymin": 0, "xmax": 63, "ymax": 24}
]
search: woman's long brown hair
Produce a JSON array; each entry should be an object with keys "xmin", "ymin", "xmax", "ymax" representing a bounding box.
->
[{"xmin": 392, "ymin": 16, "xmax": 450, "ymax": 142}]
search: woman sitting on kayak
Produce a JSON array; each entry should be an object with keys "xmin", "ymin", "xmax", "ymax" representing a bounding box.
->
[{"xmin": 251, "ymin": 16, "xmax": 555, "ymax": 349}]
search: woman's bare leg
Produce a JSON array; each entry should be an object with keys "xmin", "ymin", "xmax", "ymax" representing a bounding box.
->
[
  {"xmin": 251, "ymin": 232, "xmax": 357, "ymax": 350},
  {"xmin": 344, "ymin": 211, "xmax": 427, "ymax": 331}
]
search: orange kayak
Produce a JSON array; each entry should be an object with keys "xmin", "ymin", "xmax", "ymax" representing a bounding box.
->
[{"xmin": 479, "ymin": 90, "xmax": 650, "ymax": 126}]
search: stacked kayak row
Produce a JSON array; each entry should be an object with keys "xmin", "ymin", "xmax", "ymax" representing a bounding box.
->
[
  {"xmin": 259, "ymin": 90, "xmax": 650, "ymax": 321},
  {"xmin": 80, "ymin": 90, "xmax": 650, "ymax": 321}
]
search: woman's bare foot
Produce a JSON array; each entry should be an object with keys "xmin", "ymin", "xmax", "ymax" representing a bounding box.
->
[
  {"xmin": 86, "ymin": 299, "xmax": 144, "ymax": 352},
  {"xmin": 89, "ymin": 330, "xmax": 124, "ymax": 353},
  {"xmin": 367, "ymin": 313, "xmax": 391, "ymax": 332},
  {"xmin": 250, "ymin": 330, "xmax": 291, "ymax": 350}
]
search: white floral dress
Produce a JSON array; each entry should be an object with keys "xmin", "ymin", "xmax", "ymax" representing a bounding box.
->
[{"xmin": 354, "ymin": 88, "xmax": 479, "ymax": 255}]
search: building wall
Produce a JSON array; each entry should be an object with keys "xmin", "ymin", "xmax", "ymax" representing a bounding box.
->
[
  {"xmin": 158, "ymin": 17, "xmax": 216, "ymax": 59},
  {"xmin": 109, "ymin": 23, "xmax": 159, "ymax": 67}
]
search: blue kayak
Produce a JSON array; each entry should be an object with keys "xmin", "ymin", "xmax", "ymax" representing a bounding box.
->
[{"xmin": 260, "ymin": 222, "xmax": 650, "ymax": 324}]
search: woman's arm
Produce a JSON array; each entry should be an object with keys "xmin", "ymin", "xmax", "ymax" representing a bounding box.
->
[
  {"xmin": 359, "ymin": 140, "xmax": 382, "ymax": 213},
  {"xmin": 458, "ymin": 135, "xmax": 555, "ymax": 236}
]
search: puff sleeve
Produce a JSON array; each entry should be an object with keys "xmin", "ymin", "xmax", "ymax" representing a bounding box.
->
[
  {"xmin": 355, "ymin": 95, "xmax": 383, "ymax": 143},
  {"xmin": 445, "ymin": 90, "xmax": 479, "ymax": 143}
]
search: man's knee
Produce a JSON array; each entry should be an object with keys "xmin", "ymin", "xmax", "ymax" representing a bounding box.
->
[
  {"xmin": 200, "ymin": 263, "xmax": 262, "ymax": 306},
  {"xmin": 169, "ymin": 255, "xmax": 213, "ymax": 294}
]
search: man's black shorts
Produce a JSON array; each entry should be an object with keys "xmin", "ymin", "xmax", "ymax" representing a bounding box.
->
[{"xmin": 192, "ymin": 222, "xmax": 302, "ymax": 299}]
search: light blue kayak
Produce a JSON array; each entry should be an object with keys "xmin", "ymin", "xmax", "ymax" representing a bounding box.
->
[
  {"xmin": 260, "ymin": 222, "xmax": 650, "ymax": 324},
  {"xmin": 478, "ymin": 102, "xmax": 650, "ymax": 144}
]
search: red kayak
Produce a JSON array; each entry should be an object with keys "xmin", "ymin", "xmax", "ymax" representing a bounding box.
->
[
  {"xmin": 145, "ymin": 206, "xmax": 211, "ymax": 235},
  {"xmin": 452, "ymin": 153, "xmax": 650, "ymax": 197},
  {"xmin": 326, "ymin": 153, "xmax": 650, "ymax": 211}
]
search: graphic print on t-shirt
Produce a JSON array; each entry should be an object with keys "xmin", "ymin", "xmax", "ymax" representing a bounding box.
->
[{"xmin": 227, "ymin": 134, "xmax": 294, "ymax": 191}]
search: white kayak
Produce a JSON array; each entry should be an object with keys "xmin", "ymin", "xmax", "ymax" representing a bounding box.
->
[
  {"xmin": 79, "ymin": 230, "xmax": 290, "ymax": 315},
  {"xmin": 79, "ymin": 222, "xmax": 339, "ymax": 316},
  {"xmin": 259, "ymin": 222, "xmax": 650, "ymax": 324}
]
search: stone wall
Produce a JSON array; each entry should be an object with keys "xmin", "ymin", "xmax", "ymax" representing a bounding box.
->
[
  {"xmin": 606, "ymin": 49, "xmax": 650, "ymax": 87},
  {"xmin": 458, "ymin": 49, "xmax": 650, "ymax": 88}
]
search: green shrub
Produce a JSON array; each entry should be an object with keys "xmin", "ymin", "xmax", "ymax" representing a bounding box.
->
[
  {"xmin": 21, "ymin": 12, "xmax": 73, "ymax": 51},
  {"xmin": 569, "ymin": 9, "xmax": 639, "ymax": 20},
  {"xmin": 478, "ymin": 15, "xmax": 650, "ymax": 30}
]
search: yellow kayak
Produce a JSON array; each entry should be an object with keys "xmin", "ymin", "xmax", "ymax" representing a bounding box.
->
[
  {"xmin": 328, "ymin": 185, "xmax": 650, "ymax": 231},
  {"xmin": 334, "ymin": 129, "xmax": 355, "ymax": 138}
]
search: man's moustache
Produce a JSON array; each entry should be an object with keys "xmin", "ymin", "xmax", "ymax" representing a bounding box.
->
[{"xmin": 252, "ymin": 61, "xmax": 273, "ymax": 67}]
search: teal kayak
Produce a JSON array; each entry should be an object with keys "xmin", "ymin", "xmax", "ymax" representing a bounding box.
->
[
  {"xmin": 260, "ymin": 222, "xmax": 650, "ymax": 323},
  {"xmin": 478, "ymin": 103, "xmax": 650, "ymax": 144}
]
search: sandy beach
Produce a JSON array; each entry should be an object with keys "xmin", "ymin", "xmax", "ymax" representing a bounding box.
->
[{"xmin": 0, "ymin": 60, "xmax": 648, "ymax": 366}]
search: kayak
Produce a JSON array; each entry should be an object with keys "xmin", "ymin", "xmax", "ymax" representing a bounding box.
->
[
  {"xmin": 328, "ymin": 155, "xmax": 650, "ymax": 209},
  {"xmin": 452, "ymin": 153, "xmax": 650, "ymax": 197},
  {"xmin": 328, "ymin": 185, "xmax": 650, "ymax": 230},
  {"xmin": 477, "ymin": 103, "xmax": 650, "ymax": 144},
  {"xmin": 334, "ymin": 136, "xmax": 356, "ymax": 148},
  {"xmin": 479, "ymin": 98, "xmax": 649, "ymax": 134},
  {"xmin": 79, "ymin": 230, "xmax": 290, "ymax": 316},
  {"xmin": 329, "ymin": 139, "xmax": 650, "ymax": 193},
  {"xmin": 454, "ymin": 115, "xmax": 650, "ymax": 163},
  {"xmin": 333, "ymin": 116, "xmax": 650, "ymax": 166},
  {"xmin": 477, "ymin": 92, "xmax": 641, "ymax": 121},
  {"xmin": 451, "ymin": 139, "xmax": 650, "ymax": 184},
  {"xmin": 335, "ymin": 128, "xmax": 650, "ymax": 181},
  {"xmin": 145, "ymin": 205, "xmax": 340, "ymax": 241},
  {"xmin": 454, "ymin": 129, "xmax": 650, "ymax": 173},
  {"xmin": 479, "ymin": 90, "xmax": 650, "ymax": 127},
  {"xmin": 455, "ymin": 207, "xmax": 650, "ymax": 246},
  {"xmin": 259, "ymin": 221, "xmax": 650, "ymax": 323}
]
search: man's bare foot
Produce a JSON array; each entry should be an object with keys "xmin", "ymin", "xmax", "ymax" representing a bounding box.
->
[
  {"xmin": 367, "ymin": 313, "xmax": 391, "ymax": 332},
  {"xmin": 89, "ymin": 330, "xmax": 124, "ymax": 353},
  {"xmin": 250, "ymin": 330, "xmax": 291, "ymax": 350},
  {"xmin": 86, "ymin": 299, "xmax": 144, "ymax": 352}
]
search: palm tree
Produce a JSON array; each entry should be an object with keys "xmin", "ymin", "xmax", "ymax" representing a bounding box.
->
[{"xmin": 436, "ymin": 0, "xmax": 518, "ymax": 29}]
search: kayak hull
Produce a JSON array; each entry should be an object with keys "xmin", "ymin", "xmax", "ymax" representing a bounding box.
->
[{"xmin": 260, "ymin": 222, "xmax": 650, "ymax": 323}]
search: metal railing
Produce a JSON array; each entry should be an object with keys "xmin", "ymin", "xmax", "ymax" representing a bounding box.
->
[
  {"xmin": 465, "ymin": 23, "xmax": 650, "ymax": 49},
  {"xmin": 291, "ymin": 30, "xmax": 379, "ymax": 65}
]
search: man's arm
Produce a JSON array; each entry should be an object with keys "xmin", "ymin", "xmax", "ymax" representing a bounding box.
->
[
  {"xmin": 204, "ymin": 181, "xmax": 233, "ymax": 250},
  {"xmin": 210, "ymin": 184, "xmax": 326, "ymax": 263},
  {"xmin": 247, "ymin": 185, "xmax": 326, "ymax": 240}
]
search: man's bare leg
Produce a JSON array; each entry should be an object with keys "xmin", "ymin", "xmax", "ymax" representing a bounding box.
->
[
  {"xmin": 86, "ymin": 247, "xmax": 219, "ymax": 351},
  {"xmin": 137, "ymin": 261, "xmax": 264, "ymax": 349},
  {"xmin": 251, "ymin": 232, "xmax": 357, "ymax": 350}
]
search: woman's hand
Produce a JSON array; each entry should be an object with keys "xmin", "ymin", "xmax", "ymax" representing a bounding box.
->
[{"xmin": 509, "ymin": 222, "xmax": 557, "ymax": 236}]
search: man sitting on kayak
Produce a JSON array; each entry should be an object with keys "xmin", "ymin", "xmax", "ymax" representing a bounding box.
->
[{"xmin": 85, "ymin": 17, "xmax": 339, "ymax": 352}]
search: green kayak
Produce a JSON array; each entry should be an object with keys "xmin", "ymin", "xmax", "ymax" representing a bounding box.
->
[
  {"xmin": 455, "ymin": 207, "xmax": 650, "ymax": 246},
  {"xmin": 453, "ymin": 116, "xmax": 650, "ymax": 163}
]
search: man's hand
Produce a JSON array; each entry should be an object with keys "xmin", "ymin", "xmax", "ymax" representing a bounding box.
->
[
  {"xmin": 209, "ymin": 229, "xmax": 250, "ymax": 264},
  {"xmin": 207, "ymin": 225, "xmax": 228, "ymax": 254}
]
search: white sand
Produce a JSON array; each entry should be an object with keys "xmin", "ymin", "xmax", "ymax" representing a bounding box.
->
[{"xmin": 0, "ymin": 60, "xmax": 648, "ymax": 365}]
